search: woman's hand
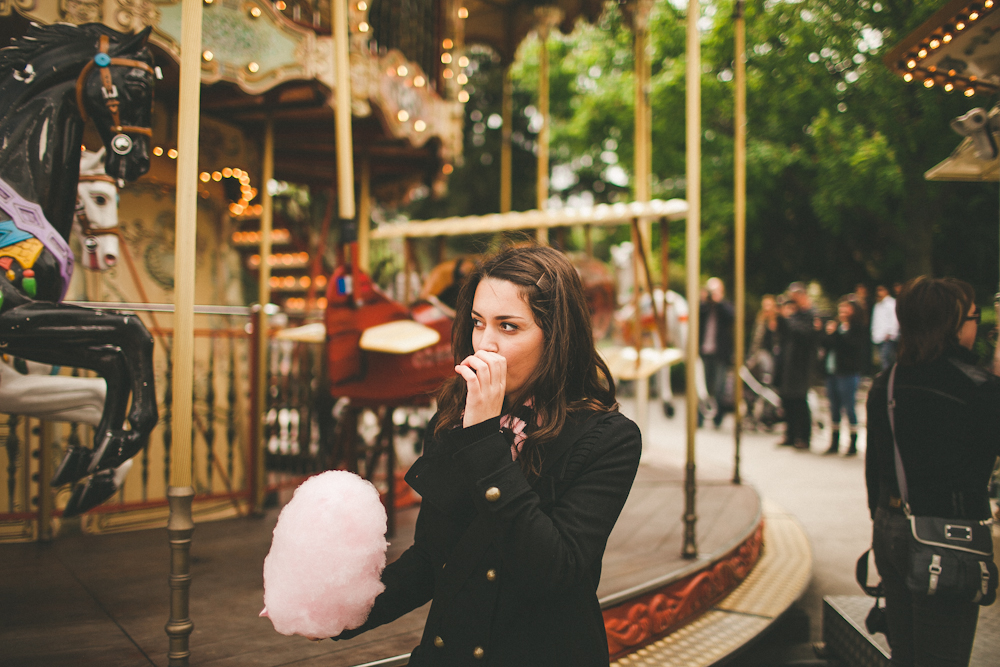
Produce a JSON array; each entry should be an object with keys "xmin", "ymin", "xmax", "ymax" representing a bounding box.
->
[{"xmin": 455, "ymin": 350, "xmax": 507, "ymax": 427}]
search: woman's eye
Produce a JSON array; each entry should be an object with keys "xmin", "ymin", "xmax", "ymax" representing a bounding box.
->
[
  {"xmin": 500, "ymin": 322, "xmax": 517, "ymax": 332},
  {"xmin": 471, "ymin": 318, "xmax": 484, "ymax": 329}
]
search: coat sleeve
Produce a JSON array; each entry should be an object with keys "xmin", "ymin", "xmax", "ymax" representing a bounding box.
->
[
  {"xmin": 333, "ymin": 500, "xmax": 441, "ymax": 640},
  {"xmin": 452, "ymin": 413, "xmax": 641, "ymax": 600},
  {"xmin": 865, "ymin": 375, "xmax": 890, "ymax": 520}
]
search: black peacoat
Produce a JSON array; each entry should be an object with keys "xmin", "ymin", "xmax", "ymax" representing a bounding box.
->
[{"xmin": 336, "ymin": 409, "xmax": 642, "ymax": 666}]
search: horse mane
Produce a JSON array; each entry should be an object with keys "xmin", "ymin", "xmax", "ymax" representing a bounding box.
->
[{"xmin": 0, "ymin": 22, "xmax": 126, "ymax": 71}]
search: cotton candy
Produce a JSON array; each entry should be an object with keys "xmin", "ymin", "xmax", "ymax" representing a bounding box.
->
[{"xmin": 261, "ymin": 470, "xmax": 388, "ymax": 638}]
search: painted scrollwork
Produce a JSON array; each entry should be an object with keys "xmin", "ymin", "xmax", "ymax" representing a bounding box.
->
[
  {"xmin": 603, "ymin": 522, "xmax": 765, "ymax": 659},
  {"xmin": 0, "ymin": 0, "xmax": 36, "ymax": 16}
]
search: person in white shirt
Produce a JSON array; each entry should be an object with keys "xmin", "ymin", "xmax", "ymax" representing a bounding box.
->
[{"xmin": 871, "ymin": 284, "xmax": 899, "ymax": 371}]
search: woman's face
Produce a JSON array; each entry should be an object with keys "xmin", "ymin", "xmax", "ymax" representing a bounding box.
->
[
  {"xmin": 761, "ymin": 297, "xmax": 776, "ymax": 316},
  {"xmin": 471, "ymin": 277, "xmax": 545, "ymax": 398},
  {"xmin": 958, "ymin": 303, "xmax": 979, "ymax": 350}
]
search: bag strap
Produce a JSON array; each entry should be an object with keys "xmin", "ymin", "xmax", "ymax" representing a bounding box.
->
[{"xmin": 886, "ymin": 364, "xmax": 912, "ymax": 514}]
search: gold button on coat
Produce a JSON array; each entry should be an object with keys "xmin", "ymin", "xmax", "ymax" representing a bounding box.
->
[
  {"xmin": 473, "ymin": 646, "xmax": 485, "ymax": 659},
  {"xmin": 434, "ymin": 636, "xmax": 444, "ymax": 648},
  {"xmin": 485, "ymin": 486, "xmax": 501, "ymax": 502},
  {"xmin": 486, "ymin": 569, "xmax": 497, "ymax": 581}
]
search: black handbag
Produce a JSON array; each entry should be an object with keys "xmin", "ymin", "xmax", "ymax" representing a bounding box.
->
[{"xmin": 887, "ymin": 365, "xmax": 998, "ymax": 605}]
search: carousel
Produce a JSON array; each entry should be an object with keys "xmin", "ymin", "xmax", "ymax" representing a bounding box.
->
[{"xmin": 0, "ymin": 1, "xmax": 794, "ymax": 666}]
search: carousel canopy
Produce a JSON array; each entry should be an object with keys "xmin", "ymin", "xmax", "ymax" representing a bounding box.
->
[
  {"xmin": 884, "ymin": 1, "xmax": 1000, "ymax": 181},
  {"xmin": 884, "ymin": 0, "xmax": 1000, "ymax": 96}
]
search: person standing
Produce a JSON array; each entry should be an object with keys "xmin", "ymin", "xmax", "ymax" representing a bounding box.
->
[
  {"xmin": 777, "ymin": 282, "xmax": 818, "ymax": 449},
  {"xmin": 698, "ymin": 277, "xmax": 734, "ymax": 428},
  {"xmin": 871, "ymin": 284, "xmax": 899, "ymax": 371},
  {"xmin": 820, "ymin": 297, "xmax": 867, "ymax": 455},
  {"xmin": 866, "ymin": 276, "xmax": 1000, "ymax": 666}
]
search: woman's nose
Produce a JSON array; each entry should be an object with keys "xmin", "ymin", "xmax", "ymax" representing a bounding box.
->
[{"xmin": 478, "ymin": 330, "xmax": 499, "ymax": 353}]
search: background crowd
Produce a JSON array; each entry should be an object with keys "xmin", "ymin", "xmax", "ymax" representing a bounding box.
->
[{"xmin": 700, "ymin": 278, "xmax": 909, "ymax": 452}]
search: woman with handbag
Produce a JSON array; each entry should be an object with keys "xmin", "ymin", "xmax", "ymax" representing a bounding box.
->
[
  {"xmin": 866, "ymin": 276, "xmax": 1000, "ymax": 666},
  {"xmin": 329, "ymin": 245, "xmax": 642, "ymax": 665}
]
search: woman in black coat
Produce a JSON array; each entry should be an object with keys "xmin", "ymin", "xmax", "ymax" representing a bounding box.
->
[
  {"xmin": 865, "ymin": 277, "xmax": 1000, "ymax": 666},
  {"xmin": 334, "ymin": 245, "xmax": 642, "ymax": 666}
]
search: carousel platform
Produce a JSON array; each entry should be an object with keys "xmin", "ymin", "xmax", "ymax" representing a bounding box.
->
[{"xmin": 0, "ymin": 462, "xmax": 808, "ymax": 667}]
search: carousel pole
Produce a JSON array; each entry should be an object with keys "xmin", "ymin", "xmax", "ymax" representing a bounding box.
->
[
  {"xmin": 732, "ymin": 0, "xmax": 746, "ymax": 485},
  {"xmin": 252, "ymin": 119, "xmax": 275, "ymax": 515},
  {"xmin": 334, "ymin": 0, "xmax": 356, "ymax": 226},
  {"xmin": 534, "ymin": 7, "xmax": 562, "ymax": 245},
  {"xmin": 500, "ymin": 64, "xmax": 513, "ymax": 214},
  {"xmin": 166, "ymin": 0, "xmax": 203, "ymax": 662},
  {"xmin": 358, "ymin": 156, "xmax": 371, "ymax": 272},
  {"xmin": 633, "ymin": 0, "xmax": 653, "ymax": 258},
  {"xmin": 682, "ymin": 0, "xmax": 701, "ymax": 560}
]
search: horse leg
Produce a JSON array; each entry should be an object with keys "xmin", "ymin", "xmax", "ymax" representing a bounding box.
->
[
  {"xmin": 0, "ymin": 302, "xmax": 157, "ymax": 475},
  {"xmin": 12, "ymin": 344, "xmax": 131, "ymax": 485}
]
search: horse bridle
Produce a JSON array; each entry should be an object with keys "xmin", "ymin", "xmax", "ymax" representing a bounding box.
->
[{"xmin": 74, "ymin": 34, "xmax": 156, "ymax": 157}]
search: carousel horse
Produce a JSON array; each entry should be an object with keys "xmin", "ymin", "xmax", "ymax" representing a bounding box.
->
[
  {"xmin": 75, "ymin": 147, "xmax": 120, "ymax": 271},
  {"xmin": 609, "ymin": 242, "xmax": 694, "ymax": 417},
  {"xmin": 0, "ymin": 148, "xmax": 131, "ymax": 515},
  {"xmin": 0, "ymin": 23, "xmax": 159, "ymax": 513}
]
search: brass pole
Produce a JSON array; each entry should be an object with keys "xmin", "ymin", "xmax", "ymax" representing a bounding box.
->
[
  {"xmin": 682, "ymin": 0, "xmax": 701, "ymax": 560},
  {"xmin": 500, "ymin": 64, "xmax": 513, "ymax": 214},
  {"xmin": 358, "ymin": 156, "xmax": 371, "ymax": 273},
  {"xmin": 253, "ymin": 119, "xmax": 275, "ymax": 514},
  {"xmin": 167, "ymin": 0, "xmax": 202, "ymax": 661},
  {"xmin": 732, "ymin": 1, "xmax": 746, "ymax": 485},
  {"xmin": 535, "ymin": 15, "xmax": 551, "ymax": 245},
  {"xmin": 333, "ymin": 0, "xmax": 356, "ymax": 222},
  {"xmin": 634, "ymin": 0, "xmax": 653, "ymax": 260}
]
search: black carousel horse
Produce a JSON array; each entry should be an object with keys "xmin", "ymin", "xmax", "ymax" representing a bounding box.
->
[{"xmin": 0, "ymin": 23, "xmax": 159, "ymax": 516}]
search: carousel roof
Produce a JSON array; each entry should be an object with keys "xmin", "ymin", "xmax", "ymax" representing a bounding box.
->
[
  {"xmin": 884, "ymin": 1, "xmax": 1000, "ymax": 181},
  {"xmin": 884, "ymin": 0, "xmax": 1000, "ymax": 96}
]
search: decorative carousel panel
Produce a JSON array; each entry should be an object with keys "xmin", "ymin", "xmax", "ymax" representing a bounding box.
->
[
  {"xmin": 2, "ymin": 0, "xmax": 160, "ymax": 32},
  {"xmin": 154, "ymin": 0, "xmax": 316, "ymax": 95}
]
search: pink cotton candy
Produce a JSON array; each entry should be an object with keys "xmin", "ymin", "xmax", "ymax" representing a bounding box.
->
[{"xmin": 261, "ymin": 470, "xmax": 388, "ymax": 638}]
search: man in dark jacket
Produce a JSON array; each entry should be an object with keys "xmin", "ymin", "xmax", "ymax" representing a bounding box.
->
[
  {"xmin": 698, "ymin": 277, "xmax": 734, "ymax": 428},
  {"xmin": 777, "ymin": 283, "xmax": 818, "ymax": 449}
]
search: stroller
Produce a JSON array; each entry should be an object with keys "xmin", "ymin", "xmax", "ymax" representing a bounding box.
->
[{"xmin": 740, "ymin": 349, "xmax": 782, "ymax": 431}]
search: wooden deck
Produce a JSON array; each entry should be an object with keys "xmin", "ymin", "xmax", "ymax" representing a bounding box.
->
[{"xmin": 0, "ymin": 464, "xmax": 760, "ymax": 667}]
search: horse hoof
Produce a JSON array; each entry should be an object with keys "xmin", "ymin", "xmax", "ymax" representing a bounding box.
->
[
  {"xmin": 90, "ymin": 430, "xmax": 147, "ymax": 473},
  {"xmin": 62, "ymin": 470, "xmax": 118, "ymax": 517},
  {"xmin": 51, "ymin": 445, "xmax": 93, "ymax": 487}
]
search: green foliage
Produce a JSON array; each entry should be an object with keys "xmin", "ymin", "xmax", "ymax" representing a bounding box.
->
[{"xmin": 402, "ymin": 0, "xmax": 1000, "ymax": 305}]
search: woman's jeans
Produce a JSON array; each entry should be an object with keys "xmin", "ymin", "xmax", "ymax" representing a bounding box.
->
[
  {"xmin": 825, "ymin": 374, "xmax": 859, "ymax": 427},
  {"xmin": 872, "ymin": 508, "xmax": 979, "ymax": 666}
]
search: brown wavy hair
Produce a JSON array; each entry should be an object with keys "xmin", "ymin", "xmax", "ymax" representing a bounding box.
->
[
  {"xmin": 896, "ymin": 276, "xmax": 975, "ymax": 366},
  {"xmin": 434, "ymin": 244, "xmax": 617, "ymax": 475}
]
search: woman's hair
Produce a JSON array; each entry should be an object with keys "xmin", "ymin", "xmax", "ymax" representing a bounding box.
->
[
  {"xmin": 755, "ymin": 294, "xmax": 776, "ymax": 323},
  {"xmin": 896, "ymin": 276, "xmax": 975, "ymax": 366},
  {"xmin": 435, "ymin": 244, "xmax": 617, "ymax": 475}
]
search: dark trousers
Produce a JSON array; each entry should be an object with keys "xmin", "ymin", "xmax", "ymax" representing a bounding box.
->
[
  {"xmin": 702, "ymin": 353, "xmax": 729, "ymax": 426},
  {"xmin": 872, "ymin": 508, "xmax": 979, "ymax": 666},
  {"xmin": 782, "ymin": 395, "xmax": 811, "ymax": 444}
]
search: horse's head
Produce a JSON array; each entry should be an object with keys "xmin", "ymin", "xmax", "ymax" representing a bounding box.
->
[
  {"xmin": 76, "ymin": 148, "xmax": 120, "ymax": 270},
  {"xmin": 75, "ymin": 27, "xmax": 156, "ymax": 183}
]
